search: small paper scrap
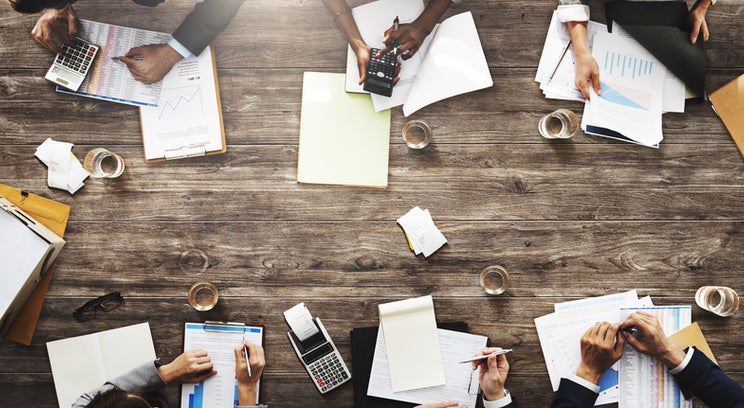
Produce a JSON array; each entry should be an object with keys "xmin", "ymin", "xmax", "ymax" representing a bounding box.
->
[
  {"xmin": 396, "ymin": 206, "xmax": 447, "ymax": 258},
  {"xmin": 35, "ymin": 138, "xmax": 88, "ymax": 194}
]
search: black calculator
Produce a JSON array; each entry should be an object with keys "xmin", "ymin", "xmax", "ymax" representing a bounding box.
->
[
  {"xmin": 363, "ymin": 47, "xmax": 396, "ymax": 97},
  {"xmin": 287, "ymin": 317, "xmax": 351, "ymax": 394},
  {"xmin": 44, "ymin": 37, "xmax": 99, "ymax": 91}
]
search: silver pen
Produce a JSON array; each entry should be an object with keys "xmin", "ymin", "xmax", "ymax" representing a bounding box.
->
[
  {"xmin": 392, "ymin": 16, "xmax": 400, "ymax": 55},
  {"xmin": 243, "ymin": 344, "xmax": 252, "ymax": 377},
  {"xmin": 459, "ymin": 349, "xmax": 512, "ymax": 364},
  {"xmin": 548, "ymin": 40, "xmax": 571, "ymax": 81}
]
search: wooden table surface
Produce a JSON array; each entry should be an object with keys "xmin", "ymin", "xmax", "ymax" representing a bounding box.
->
[{"xmin": 1, "ymin": 1, "xmax": 743, "ymax": 407}]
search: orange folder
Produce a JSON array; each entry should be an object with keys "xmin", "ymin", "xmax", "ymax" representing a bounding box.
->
[{"xmin": 0, "ymin": 184, "xmax": 70, "ymax": 346}]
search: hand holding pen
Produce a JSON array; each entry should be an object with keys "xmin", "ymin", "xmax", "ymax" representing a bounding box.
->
[
  {"xmin": 380, "ymin": 15, "xmax": 428, "ymax": 60},
  {"xmin": 234, "ymin": 342, "xmax": 265, "ymax": 405},
  {"xmin": 471, "ymin": 347, "xmax": 511, "ymax": 402}
]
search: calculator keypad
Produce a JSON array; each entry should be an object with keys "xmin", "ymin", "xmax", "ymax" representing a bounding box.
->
[
  {"xmin": 308, "ymin": 352, "xmax": 350, "ymax": 393},
  {"xmin": 366, "ymin": 48, "xmax": 396, "ymax": 83},
  {"xmin": 55, "ymin": 37, "xmax": 99, "ymax": 75}
]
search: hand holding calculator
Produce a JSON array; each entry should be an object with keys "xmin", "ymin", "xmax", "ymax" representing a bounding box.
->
[
  {"xmin": 44, "ymin": 37, "xmax": 99, "ymax": 91},
  {"xmin": 363, "ymin": 47, "xmax": 396, "ymax": 97}
]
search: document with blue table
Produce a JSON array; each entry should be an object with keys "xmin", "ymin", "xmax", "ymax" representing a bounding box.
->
[{"xmin": 180, "ymin": 322, "xmax": 264, "ymax": 408}]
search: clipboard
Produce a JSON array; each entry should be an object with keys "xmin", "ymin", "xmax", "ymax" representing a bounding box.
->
[
  {"xmin": 180, "ymin": 321, "xmax": 264, "ymax": 408},
  {"xmin": 140, "ymin": 46, "xmax": 227, "ymax": 163}
]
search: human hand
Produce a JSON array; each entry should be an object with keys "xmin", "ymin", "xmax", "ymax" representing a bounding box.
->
[
  {"xmin": 353, "ymin": 45, "xmax": 401, "ymax": 86},
  {"xmin": 620, "ymin": 311, "xmax": 686, "ymax": 368},
  {"xmin": 414, "ymin": 402, "xmax": 465, "ymax": 408},
  {"xmin": 689, "ymin": 0, "xmax": 712, "ymax": 44},
  {"xmin": 157, "ymin": 349, "xmax": 217, "ymax": 384},
  {"xmin": 574, "ymin": 50, "xmax": 601, "ymax": 100},
  {"xmin": 234, "ymin": 342, "xmax": 265, "ymax": 405},
  {"xmin": 472, "ymin": 347, "xmax": 510, "ymax": 402},
  {"xmin": 31, "ymin": 4, "xmax": 78, "ymax": 54},
  {"xmin": 380, "ymin": 22, "xmax": 430, "ymax": 60},
  {"xmin": 116, "ymin": 43, "xmax": 183, "ymax": 84},
  {"xmin": 354, "ymin": 45, "xmax": 371, "ymax": 84},
  {"xmin": 575, "ymin": 322, "xmax": 624, "ymax": 384}
]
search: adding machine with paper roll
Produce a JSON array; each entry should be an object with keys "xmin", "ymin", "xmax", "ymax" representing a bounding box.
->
[{"xmin": 284, "ymin": 303, "xmax": 351, "ymax": 393}]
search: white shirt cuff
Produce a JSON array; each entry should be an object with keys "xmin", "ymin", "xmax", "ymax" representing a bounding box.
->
[
  {"xmin": 556, "ymin": 5, "xmax": 590, "ymax": 22},
  {"xmin": 482, "ymin": 389, "xmax": 513, "ymax": 408},
  {"xmin": 669, "ymin": 348, "xmax": 695, "ymax": 375},
  {"xmin": 168, "ymin": 37, "xmax": 193, "ymax": 59},
  {"xmin": 568, "ymin": 374, "xmax": 601, "ymax": 393}
]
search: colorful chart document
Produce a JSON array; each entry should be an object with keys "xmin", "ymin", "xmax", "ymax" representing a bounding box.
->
[
  {"xmin": 180, "ymin": 322, "xmax": 264, "ymax": 408},
  {"xmin": 618, "ymin": 306, "xmax": 692, "ymax": 408},
  {"xmin": 56, "ymin": 19, "xmax": 167, "ymax": 106}
]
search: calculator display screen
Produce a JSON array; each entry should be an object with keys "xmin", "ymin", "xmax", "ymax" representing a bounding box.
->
[
  {"xmin": 366, "ymin": 77, "xmax": 392, "ymax": 88},
  {"xmin": 302, "ymin": 342, "xmax": 333, "ymax": 364}
]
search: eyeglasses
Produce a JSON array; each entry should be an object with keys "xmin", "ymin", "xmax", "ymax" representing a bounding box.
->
[{"xmin": 73, "ymin": 292, "xmax": 124, "ymax": 322}]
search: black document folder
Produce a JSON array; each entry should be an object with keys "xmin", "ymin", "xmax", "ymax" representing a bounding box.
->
[
  {"xmin": 350, "ymin": 321, "xmax": 468, "ymax": 408},
  {"xmin": 605, "ymin": 0, "xmax": 706, "ymax": 99}
]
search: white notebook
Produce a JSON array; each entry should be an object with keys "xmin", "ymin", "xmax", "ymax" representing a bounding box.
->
[{"xmin": 47, "ymin": 322, "xmax": 156, "ymax": 408}]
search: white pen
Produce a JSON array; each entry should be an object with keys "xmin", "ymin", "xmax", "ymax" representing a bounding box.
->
[
  {"xmin": 243, "ymin": 344, "xmax": 252, "ymax": 377},
  {"xmin": 458, "ymin": 349, "xmax": 512, "ymax": 364},
  {"xmin": 548, "ymin": 40, "xmax": 571, "ymax": 81}
]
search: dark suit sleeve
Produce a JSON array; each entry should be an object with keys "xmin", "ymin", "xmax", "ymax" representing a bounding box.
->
[
  {"xmin": 550, "ymin": 378, "xmax": 598, "ymax": 408},
  {"xmin": 673, "ymin": 348, "xmax": 744, "ymax": 408},
  {"xmin": 172, "ymin": 0, "xmax": 245, "ymax": 56}
]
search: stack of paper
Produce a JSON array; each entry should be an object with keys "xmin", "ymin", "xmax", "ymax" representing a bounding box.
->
[
  {"xmin": 536, "ymin": 12, "xmax": 687, "ymax": 147},
  {"xmin": 534, "ymin": 290, "xmax": 652, "ymax": 405},
  {"xmin": 35, "ymin": 138, "xmax": 89, "ymax": 194},
  {"xmin": 396, "ymin": 206, "xmax": 447, "ymax": 258},
  {"xmin": 535, "ymin": 11, "xmax": 606, "ymax": 102},
  {"xmin": 581, "ymin": 26, "xmax": 685, "ymax": 147}
]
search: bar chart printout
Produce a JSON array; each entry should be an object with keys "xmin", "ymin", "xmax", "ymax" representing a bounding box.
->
[{"xmin": 618, "ymin": 306, "xmax": 692, "ymax": 408}]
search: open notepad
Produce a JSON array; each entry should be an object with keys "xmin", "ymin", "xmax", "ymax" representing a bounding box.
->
[
  {"xmin": 345, "ymin": 0, "xmax": 492, "ymax": 116},
  {"xmin": 47, "ymin": 322, "xmax": 156, "ymax": 408}
]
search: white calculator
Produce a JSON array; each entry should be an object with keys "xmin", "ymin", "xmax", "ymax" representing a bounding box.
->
[
  {"xmin": 287, "ymin": 317, "xmax": 351, "ymax": 393},
  {"xmin": 44, "ymin": 37, "xmax": 99, "ymax": 91}
]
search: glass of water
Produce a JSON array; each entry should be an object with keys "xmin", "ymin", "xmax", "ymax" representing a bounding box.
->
[
  {"xmin": 188, "ymin": 282, "xmax": 219, "ymax": 311},
  {"xmin": 402, "ymin": 120, "xmax": 433, "ymax": 149},
  {"xmin": 84, "ymin": 148, "xmax": 125, "ymax": 178},
  {"xmin": 480, "ymin": 265, "xmax": 511, "ymax": 295},
  {"xmin": 538, "ymin": 109, "xmax": 579, "ymax": 139}
]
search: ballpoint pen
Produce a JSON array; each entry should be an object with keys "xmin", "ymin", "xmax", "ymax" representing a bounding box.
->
[
  {"xmin": 548, "ymin": 40, "xmax": 571, "ymax": 81},
  {"xmin": 392, "ymin": 16, "xmax": 400, "ymax": 56},
  {"xmin": 459, "ymin": 348, "xmax": 513, "ymax": 364},
  {"xmin": 111, "ymin": 54, "xmax": 144, "ymax": 61},
  {"xmin": 243, "ymin": 344, "xmax": 253, "ymax": 377}
]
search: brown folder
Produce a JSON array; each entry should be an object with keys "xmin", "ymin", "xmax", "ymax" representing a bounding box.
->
[
  {"xmin": 0, "ymin": 185, "xmax": 70, "ymax": 346},
  {"xmin": 709, "ymin": 74, "xmax": 744, "ymax": 159}
]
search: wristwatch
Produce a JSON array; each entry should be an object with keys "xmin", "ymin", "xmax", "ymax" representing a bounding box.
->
[{"xmin": 709, "ymin": 0, "xmax": 716, "ymax": 5}]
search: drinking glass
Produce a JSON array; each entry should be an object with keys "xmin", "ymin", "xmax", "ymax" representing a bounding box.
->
[
  {"xmin": 83, "ymin": 148, "xmax": 125, "ymax": 178},
  {"xmin": 188, "ymin": 282, "xmax": 219, "ymax": 311},
  {"xmin": 480, "ymin": 265, "xmax": 511, "ymax": 295},
  {"xmin": 695, "ymin": 286, "xmax": 739, "ymax": 317},
  {"xmin": 538, "ymin": 109, "xmax": 579, "ymax": 139}
]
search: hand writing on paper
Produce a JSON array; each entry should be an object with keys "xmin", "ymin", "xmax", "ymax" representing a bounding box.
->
[
  {"xmin": 116, "ymin": 43, "xmax": 183, "ymax": 84},
  {"xmin": 157, "ymin": 349, "xmax": 217, "ymax": 384},
  {"xmin": 234, "ymin": 342, "xmax": 266, "ymax": 405}
]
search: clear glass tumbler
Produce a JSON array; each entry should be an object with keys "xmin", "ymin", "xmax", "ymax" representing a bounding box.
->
[
  {"xmin": 480, "ymin": 265, "xmax": 511, "ymax": 295},
  {"xmin": 538, "ymin": 109, "xmax": 579, "ymax": 139},
  {"xmin": 188, "ymin": 282, "xmax": 219, "ymax": 311},
  {"xmin": 83, "ymin": 148, "xmax": 125, "ymax": 178}
]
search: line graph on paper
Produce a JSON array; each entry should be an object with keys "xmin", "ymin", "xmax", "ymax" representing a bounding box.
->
[
  {"xmin": 157, "ymin": 85, "xmax": 204, "ymax": 120},
  {"xmin": 599, "ymin": 50, "xmax": 655, "ymax": 111}
]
